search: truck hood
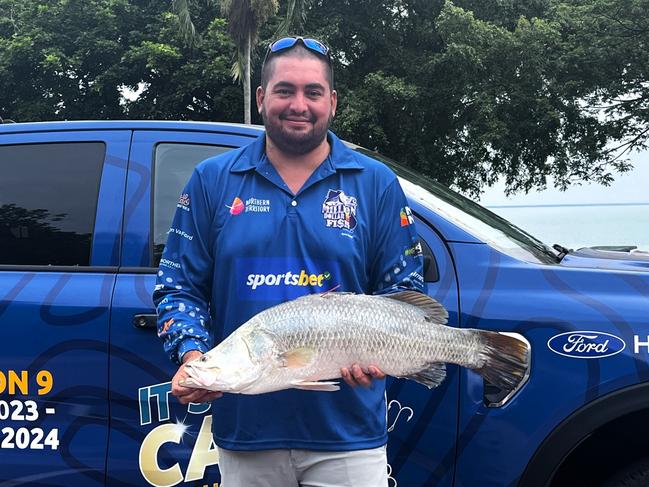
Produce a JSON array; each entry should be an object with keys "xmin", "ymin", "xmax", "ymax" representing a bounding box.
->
[{"xmin": 560, "ymin": 247, "xmax": 649, "ymax": 272}]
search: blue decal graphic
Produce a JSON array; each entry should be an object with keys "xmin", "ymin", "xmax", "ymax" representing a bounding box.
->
[{"xmin": 547, "ymin": 331, "xmax": 626, "ymax": 359}]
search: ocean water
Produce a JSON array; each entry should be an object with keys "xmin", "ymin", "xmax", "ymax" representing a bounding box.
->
[{"xmin": 486, "ymin": 203, "xmax": 649, "ymax": 252}]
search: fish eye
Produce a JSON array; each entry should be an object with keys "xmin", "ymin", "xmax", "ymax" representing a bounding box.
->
[{"xmin": 200, "ymin": 355, "xmax": 208, "ymax": 362}]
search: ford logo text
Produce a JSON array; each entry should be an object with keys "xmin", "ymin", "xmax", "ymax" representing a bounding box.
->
[{"xmin": 547, "ymin": 331, "xmax": 626, "ymax": 359}]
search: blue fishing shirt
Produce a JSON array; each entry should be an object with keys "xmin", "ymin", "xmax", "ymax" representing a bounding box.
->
[{"xmin": 153, "ymin": 131, "xmax": 424, "ymax": 451}]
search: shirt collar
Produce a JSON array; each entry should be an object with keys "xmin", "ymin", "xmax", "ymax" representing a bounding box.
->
[{"xmin": 230, "ymin": 130, "xmax": 365, "ymax": 173}]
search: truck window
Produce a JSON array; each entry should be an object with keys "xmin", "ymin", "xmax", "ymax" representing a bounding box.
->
[
  {"xmin": 0, "ymin": 142, "xmax": 105, "ymax": 266},
  {"xmin": 152, "ymin": 143, "xmax": 232, "ymax": 266}
]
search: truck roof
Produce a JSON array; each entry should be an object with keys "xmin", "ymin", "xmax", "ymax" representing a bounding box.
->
[{"xmin": 0, "ymin": 120, "xmax": 264, "ymax": 137}]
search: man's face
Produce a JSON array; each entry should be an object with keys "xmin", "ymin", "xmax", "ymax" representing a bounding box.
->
[{"xmin": 256, "ymin": 54, "xmax": 337, "ymax": 156}]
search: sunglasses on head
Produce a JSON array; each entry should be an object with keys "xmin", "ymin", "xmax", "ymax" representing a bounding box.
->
[{"xmin": 262, "ymin": 36, "xmax": 331, "ymax": 66}]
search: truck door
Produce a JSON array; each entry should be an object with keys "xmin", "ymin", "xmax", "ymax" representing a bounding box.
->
[
  {"xmin": 385, "ymin": 213, "xmax": 460, "ymax": 487},
  {"xmin": 0, "ymin": 130, "xmax": 129, "ymax": 486},
  {"xmin": 108, "ymin": 129, "xmax": 256, "ymax": 487}
]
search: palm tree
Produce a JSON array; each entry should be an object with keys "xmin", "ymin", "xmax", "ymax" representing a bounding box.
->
[
  {"xmin": 220, "ymin": 0, "xmax": 278, "ymax": 124},
  {"xmin": 171, "ymin": 0, "xmax": 282, "ymax": 124},
  {"xmin": 171, "ymin": 0, "xmax": 199, "ymax": 47},
  {"xmin": 274, "ymin": 0, "xmax": 312, "ymax": 36}
]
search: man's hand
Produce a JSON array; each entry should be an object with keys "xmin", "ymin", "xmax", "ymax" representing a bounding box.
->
[
  {"xmin": 341, "ymin": 364, "xmax": 386, "ymax": 388},
  {"xmin": 171, "ymin": 350, "xmax": 223, "ymax": 405}
]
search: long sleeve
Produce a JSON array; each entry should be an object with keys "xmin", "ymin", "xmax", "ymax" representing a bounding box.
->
[
  {"xmin": 153, "ymin": 168, "xmax": 215, "ymax": 364},
  {"xmin": 370, "ymin": 178, "xmax": 425, "ymax": 295}
]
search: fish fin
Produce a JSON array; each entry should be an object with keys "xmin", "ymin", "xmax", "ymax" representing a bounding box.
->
[
  {"xmin": 318, "ymin": 291, "xmax": 355, "ymax": 299},
  {"xmin": 473, "ymin": 331, "xmax": 530, "ymax": 392},
  {"xmin": 290, "ymin": 380, "xmax": 340, "ymax": 391},
  {"xmin": 320, "ymin": 284, "xmax": 341, "ymax": 297},
  {"xmin": 279, "ymin": 347, "xmax": 315, "ymax": 368},
  {"xmin": 402, "ymin": 362, "xmax": 447, "ymax": 389},
  {"xmin": 384, "ymin": 291, "xmax": 449, "ymax": 324}
]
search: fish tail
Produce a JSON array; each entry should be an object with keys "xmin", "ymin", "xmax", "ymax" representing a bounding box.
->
[
  {"xmin": 473, "ymin": 332, "xmax": 530, "ymax": 393},
  {"xmin": 403, "ymin": 362, "xmax": 447, "ymax": 389}
]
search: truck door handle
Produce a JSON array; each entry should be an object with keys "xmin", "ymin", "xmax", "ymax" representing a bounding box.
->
[{"xmin": 133, "ymin": 314, "xmax": 157, "ymax": 329}]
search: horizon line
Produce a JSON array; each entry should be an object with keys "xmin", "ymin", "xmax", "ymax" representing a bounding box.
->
[{"xmin": 486, "ymin": 202, "xmax": 649, "ymax": 209}]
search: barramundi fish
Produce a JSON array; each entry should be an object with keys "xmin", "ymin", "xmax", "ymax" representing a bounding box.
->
[{"xmin": 180, "ymin": 291, "xmax": 530, "ymax": 395}]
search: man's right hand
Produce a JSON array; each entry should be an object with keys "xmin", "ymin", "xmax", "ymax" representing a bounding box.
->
[{"xmin": 171, "ymin": 350, "xmax": 223, "ymax": 405}]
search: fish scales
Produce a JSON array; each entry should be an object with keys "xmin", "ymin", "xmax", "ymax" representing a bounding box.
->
[{"xmin": 248, "ymin": 294, "xmax": 478, "ymax": 378}]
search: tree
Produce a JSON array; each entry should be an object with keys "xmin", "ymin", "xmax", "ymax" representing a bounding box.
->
[
  {"xmin": 550, "ymin": 0, "xmax": 649, "ymax": 169},
  {"xmin": 274, "ymin": 0, "xmax": 314, "ymax": 35},
  {"xmin": 429, "ymin": 0, "xmax": 637, "ymax": 194},
  {"xmin": 0, "ymin": 0, "xmax": 241, "ymax": 122},
  {"xmin": 3, "ymin": 0, "xmax": 649, "ymax": 195},
  {"xmin": 301, "ymin": 0, "xmax": 646, "ymax": 196},
  {"xmin": 0, "ymin": 0, "xmax": 145, "ymax": 120},
  {"xmin": 121, "ymin": 8, "xmax": 242, "ymax": 121},
  {"xmin": 170, "ymin": 0, "xmax": 280, "ymax": 124},
  {"xmin": 170, "ymin": 0, "xmax": 316, "ymax": 124},
  {"xmin": 220, "ymin": 0, "xmax": 278, "ymax": 124}
]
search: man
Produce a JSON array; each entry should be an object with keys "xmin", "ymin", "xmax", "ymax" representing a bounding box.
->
[{"xmin": 153, "ymin": 36, "xmax": 424, "ymax": 486}]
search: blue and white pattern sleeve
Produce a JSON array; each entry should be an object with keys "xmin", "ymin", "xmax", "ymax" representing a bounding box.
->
[
  {"xmin": 370, "ymin": 178, "xmax": 425, "ymax": 295},
  {"xmin": 153, "ymin": 168, "xmax": 214, "ymax": 365}
]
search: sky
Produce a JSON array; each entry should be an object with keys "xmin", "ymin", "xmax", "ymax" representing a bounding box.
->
[{"xmin": 479, "ymin": 149, "xmax": 649, "ymax": 207}]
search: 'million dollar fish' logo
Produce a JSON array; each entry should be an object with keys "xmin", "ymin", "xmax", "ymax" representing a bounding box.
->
[
  {"xmin": 322, "ymin": 189, "xmax": 357, "ymax": 231},
  {"xmin": 226, "ymin": 197, "xmax": 245, "ymax": 215}
]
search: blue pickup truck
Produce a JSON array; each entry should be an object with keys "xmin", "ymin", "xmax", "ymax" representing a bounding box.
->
[{"xmin": 1, "ymin": 120, "xmax": 649, "ymax": 487}]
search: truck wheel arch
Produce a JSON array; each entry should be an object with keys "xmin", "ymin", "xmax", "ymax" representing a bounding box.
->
[{"xmin": 519, "ymin": 381, "xmax": 649, "ymax": 487}]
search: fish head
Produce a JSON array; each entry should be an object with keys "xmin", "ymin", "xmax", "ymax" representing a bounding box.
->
[{"xmin": 184, "ymin": 324, "xmax": 277, "ymax": 393}]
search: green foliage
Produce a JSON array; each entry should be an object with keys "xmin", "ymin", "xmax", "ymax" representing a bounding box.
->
[
  {"xmin": 1, "ymin": 0, "xmax": 648, "ymax": 194},
  {"xmin": 0, "ymin": 0, "xmax": 135, "ymax": 120},
  {"xmin": 274, "ymin": 0, "xmax": 313, "ymax": 35},
  {"xmin": 0, "ymin": 0, "xmax": 241, "ymax": 122},
  {"xmin": 121, "ymin": 12, "xmax": 242, "ymax": 121},
  {"xmin": 302, "ymin": 0, "xmax": 640, "ymax": 195}
]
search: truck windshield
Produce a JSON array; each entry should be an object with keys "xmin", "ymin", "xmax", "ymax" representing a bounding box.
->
[{"xmin": 353, "ymin": 147, "xmax": 560, "ymax": 264}]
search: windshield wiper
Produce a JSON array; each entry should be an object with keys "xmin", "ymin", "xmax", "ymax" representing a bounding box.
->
[{"xmin": 552, "ymin": 244, "xmax": 571, "ymax": 262}]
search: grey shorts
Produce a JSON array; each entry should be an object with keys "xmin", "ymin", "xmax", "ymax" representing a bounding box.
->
[{"xmin": 217, "ymin": 445, "xmax": 389, "ymax": 487}]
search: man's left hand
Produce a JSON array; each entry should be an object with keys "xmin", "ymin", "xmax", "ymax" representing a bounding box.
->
[{"xmin": 341, "ymin": 364, "xmax": 386, "ymax": 387}]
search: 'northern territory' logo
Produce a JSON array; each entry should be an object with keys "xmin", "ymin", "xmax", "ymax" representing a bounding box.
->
[
  {"xmin": 322, "ymin": 189, "xmax": 357, "ymax": 231},
  {"xmin": 226, "ymin": 196, "xmax": 271, "ymax": 215},
  {"xmin": 547, "ymin": 331, "xmax": 626, "ymax": 359}
]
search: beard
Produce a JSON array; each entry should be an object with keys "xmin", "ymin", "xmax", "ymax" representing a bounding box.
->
[{"xmin": 262, "ymin": 107, "xmax": 333, "ymax": 156}]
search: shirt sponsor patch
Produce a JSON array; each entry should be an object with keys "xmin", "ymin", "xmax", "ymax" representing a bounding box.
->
[
  {"xmin": 160, "ymin": 258, "xmax": 181, "ymax": 269},
  {"xmin": 322, "ymin": 189, "xmax": 357, "ymax": 231},
  {"xmin": 245, "ymin": 197, "xmax": 271, "ymax": 213},
  {"xmin": 400, "ymin": 206, "xmax": 414, "ymax": 227},
  {"xmin": 169, "ymin": 228, "xmax": 193, "ymax": 241},
  {"xmin": 246, "ymin": 270, "xmax": 331, "ymax": 290},
  {"xmin": 226, "ymin": 196, "xmax": 271, "ymax": 215},
  {"xmin": 236, "ymin": 257, "xmax": 340, "ymax": 301},
  {"xmin": 405, "ymin": 241, "xmax": 423, "ymax": 257},
  {"xmin": 177, "ymin": 193, "xmax": 190, "ymax": 212},
  {"xmin": 227, "ymin": 197, "xmax": 245, "ymax": 215}
]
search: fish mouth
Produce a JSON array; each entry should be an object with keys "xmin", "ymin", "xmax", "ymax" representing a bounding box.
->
[
  {"xmin": 184, "ymin": 364, "xmax": 220, "ymax": 388},
  {"xmin": 184, "ymin": 364, "xmax": 255, "ymax": 393}
]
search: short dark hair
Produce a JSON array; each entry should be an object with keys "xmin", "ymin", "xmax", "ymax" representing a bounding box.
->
[{"xmin": 260, "ymin": 44, "xmax": 334, "ymax": 91}]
